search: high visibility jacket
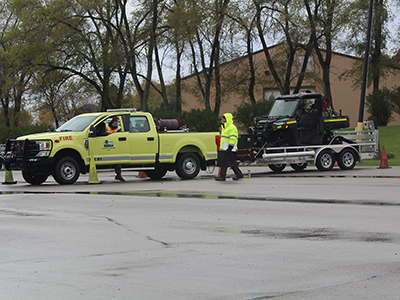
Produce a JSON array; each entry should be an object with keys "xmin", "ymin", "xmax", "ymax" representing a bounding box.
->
[
  {"xmin": 220, "ymin": 113, "xmax": 238, "ymax": 152},
  {"xmin": 106, "ymin": 123, "xmax": 121, "ymax": 134}
]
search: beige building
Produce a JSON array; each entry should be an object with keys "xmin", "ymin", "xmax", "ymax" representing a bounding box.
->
[{"xmin": 181, "ymin": 45, "xmax": 400, "ymax": 128}]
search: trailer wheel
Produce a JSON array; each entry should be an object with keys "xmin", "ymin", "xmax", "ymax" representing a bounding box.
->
[
  {"xmin": 337, "ymin": 149, "xmax": 357, "ymax": 170},
  {"xmin": 290, "ymin": 163, "xmax": 307, "ymax": 171},
  {"xmin": 22, "ymin": 170, "xmax": 49, "ymax": 185},
  {"xmin": 176, "ymin": 153, "xmax": 200, "ymax": 179},
  {"xmin": 268, "ymin": 164, "xmax": 286, "ymax": 173},
  {"xmin": 144, "ymin": 167, "xmax": 168, "ymax": 180},
  {"xmin": 53, "ymin": 156, "xmax": 80, "ymax": 185},
  {"xmin": 316, "ymin": 150, "xmax": 335, "ymax": 171}
]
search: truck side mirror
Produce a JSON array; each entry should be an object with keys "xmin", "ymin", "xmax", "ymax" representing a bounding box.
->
[{"xmin": 89, "ymin": 125, "xmax": 96, "ymax": 137}]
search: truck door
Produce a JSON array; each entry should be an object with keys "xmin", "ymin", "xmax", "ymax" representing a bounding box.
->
[
  {"xmin": 128, "ymin": 115, "xmax": 157, "ymax": 164},
  {"xmin": 88, "ymin": 115, "xmax": 130, "ymax": 166}
]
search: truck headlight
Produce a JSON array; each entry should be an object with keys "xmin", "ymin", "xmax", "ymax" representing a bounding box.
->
[{"xmin": 36, "ymin": 141, "xmax": 51, "ymax": 157}]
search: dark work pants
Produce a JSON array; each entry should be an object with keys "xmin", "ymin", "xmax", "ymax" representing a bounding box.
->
[{"xmin": 115, "ymin": 164, "xmax": 122, "ymax": 175}]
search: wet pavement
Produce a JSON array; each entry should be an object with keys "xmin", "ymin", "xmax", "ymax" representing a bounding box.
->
[{"xmin": 1, "ymin": 165, "xmax": 400, "ymax": 299}]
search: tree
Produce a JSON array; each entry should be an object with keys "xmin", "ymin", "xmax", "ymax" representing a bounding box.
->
[
  {"xmin": 130, "ymin": 81, "xmax": 174, "ymax": 112},
  {"xmin": 254, "ymin": 0, "xmax": 314, "ymax": 96},
  {"xmin": 185, "ymin": 0, "xmax": 231, "ymax": 114},
  {"xmin": 43, "ymin": 0, "xmax": 130, "ymax": 111},
  {"xmin": 366, "ymin": 87, "xmax": 393, "ymax": 126},
  {"xmin": 338, "ymin": 0, "xmax": 394, "ymax": 95},
  {"xmin": 115, "ymin": 0, "xmax": 171, "ymax": 112},
  {"xmin": 31, "ymin": 70, "xmax": 97, "ymax": 127},
  {"xmin": 0, "ymin": 0, "xmax": 38, "ymax": 126},
  {"xmin": 227, "ymin": 0, "xmax": 258, "ymax": 104}
]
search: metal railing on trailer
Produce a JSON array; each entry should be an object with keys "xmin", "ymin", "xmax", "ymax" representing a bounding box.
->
[{"xmin": 240, "ymin": 128, "xmax": 379, "ymax": 173}]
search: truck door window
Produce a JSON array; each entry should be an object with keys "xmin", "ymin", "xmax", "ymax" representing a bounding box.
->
[
  {"xmin": 130, "ymin": 116, "xmax": 150, "ymax": 133},
  {"xmin": 94, "ymin": 116, "xmax": 124, "ymax": 136}
]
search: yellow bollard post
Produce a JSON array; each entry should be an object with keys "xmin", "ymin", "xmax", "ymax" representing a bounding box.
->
[{"xmin": 88, "ymin": 151, "xmax": 99, "ymax": 184}]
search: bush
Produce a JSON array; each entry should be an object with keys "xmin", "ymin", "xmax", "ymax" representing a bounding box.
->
[
  {"xmin": 153, "ymin": 108, "xmax": 219, "ymax": 132},
  {"xmin": 366, "ymin": 88, "xmax": 393, "ymax": 126},
  {"xmin": 181, "ymin": 109, "xmax": 220, "ymax": 132},
  {"xmin": 390, "ymin": 86, "xmax": 400, "ymax": 116},
  {"xmin": 0, "ymin": 124, "xmax": 55, "ymax": 145},
  {"xmin": 233, "ymin": 98, "xmax": 274, "ymax": 132}
]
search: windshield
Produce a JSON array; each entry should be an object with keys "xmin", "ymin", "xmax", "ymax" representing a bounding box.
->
[
  {"xmin": 268, "ymin": 99, "xmax": 299, "ymax": 118},
  {"xmin": 55, "ymin": 115, "xmax": 98, "ymax": 132}
]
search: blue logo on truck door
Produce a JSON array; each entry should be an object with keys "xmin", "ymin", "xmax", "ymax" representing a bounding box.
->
[{"xmin": 104, "ymin": 140, "xmax": 114, "ymax": 147}]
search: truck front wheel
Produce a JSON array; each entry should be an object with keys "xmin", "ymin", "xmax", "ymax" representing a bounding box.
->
[
  {"xmin": 176, "ymin": 153, "xmax": 200, "ymax": 179},
  {"xmin": 337, "ymin": 149, "xmax": 357, "ymax": 170},
  {"xmin": 316, "ymin": 150, "xmax": 335, "ymax": 171},
  {"xmin": 22, "ymin": 170, "xmax": 49, "ymax": 185},
  {"xmin": 53, "ymin": 157, "xmax": 80, "ymax": 185}
]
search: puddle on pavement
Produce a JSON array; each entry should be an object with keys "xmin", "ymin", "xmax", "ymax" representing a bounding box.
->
[
  {"xmin": 1, "ymin": 189, "xmax": 400, "ymax": 207},
  {"xmin": 237, "ymin": 228, "xmax": 398, "ymax": 243}
]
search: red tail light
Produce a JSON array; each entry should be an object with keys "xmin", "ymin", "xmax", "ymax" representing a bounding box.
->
[{"xmin": 215, "ymin": 135, "xmax": 221, "ymax": 149}]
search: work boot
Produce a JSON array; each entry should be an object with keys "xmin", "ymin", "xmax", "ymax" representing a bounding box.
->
[
  {"xmin": 215, "ymin": 167, "xmax": 227, "ymax": 181},
  {"xmin": 232, "ymin": 167, "xmax": 244, "ymax": 180},
  {"xmin": 215, "ymin": 176, "xmax": 226, "ymax": 181},
  {"xmin": 115, "ymin": 174, "xmax": 125, "ymax": 182}
]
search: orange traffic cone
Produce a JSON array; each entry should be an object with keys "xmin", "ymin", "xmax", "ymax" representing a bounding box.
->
[
  {"xmin": 138, "ymin": 171, "xmax": 147, "ymax": 178},
  {"xmin": 378, "ymin": 146, "xmax": 390, "ymax": 169}
]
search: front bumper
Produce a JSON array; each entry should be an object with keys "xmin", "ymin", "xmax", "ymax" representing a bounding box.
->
[{"xmin": 3, "ymin": 139, "xmax": 54, "ymax": 173}]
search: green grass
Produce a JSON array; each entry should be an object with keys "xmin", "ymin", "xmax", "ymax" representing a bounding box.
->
[{"xmin": 358, "ymin": 125, "xmax": 400, "ymax": 166}]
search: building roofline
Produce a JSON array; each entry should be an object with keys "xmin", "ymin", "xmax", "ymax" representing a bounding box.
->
[{"xmin": 181, "ymin": 43, "xmax": 399, "ymax": 81}]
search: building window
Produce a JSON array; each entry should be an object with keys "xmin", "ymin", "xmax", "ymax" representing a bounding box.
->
[{"xmin": 296, "ymin": 55, "xmax": 315, "ymax": 73}]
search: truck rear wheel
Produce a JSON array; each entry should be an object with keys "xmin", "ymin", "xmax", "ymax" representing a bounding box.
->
[
  {"xmin": 22, "ymin": 170, "xmax": 49, "ymax": 185},
  {"xmin": 268, "ymin": 164, "xmax": 286, "ymax": 173},
  {"xmin": 337, "ymin": 148, "xmax": 356, "ymax": 170},
  {"xmin": 316, "ymin": 150, "xmax": 335, "ymax": 171},
  {"xmin": 176, "ymin": 153, "xmax": 200, "ymax": 179},
  {"xmin": 53, "ymin": 156, "xmax": 80, "ymax": 185},
  {"xmin": 144, "ymin": 167, "xmax": 168, "ymax": 180}
]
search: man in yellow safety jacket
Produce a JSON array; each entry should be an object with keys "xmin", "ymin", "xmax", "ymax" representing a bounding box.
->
[
  {"xmin": 215, "ymin": 113, "xmax": 244, "ymax": 181},
  {"xmin": 105, "ymin": 116, "xmax": 122, "ymax": 134},
  {"xmin": 105, "ymin": 116, "xmax": 124, "ymax": 181}
]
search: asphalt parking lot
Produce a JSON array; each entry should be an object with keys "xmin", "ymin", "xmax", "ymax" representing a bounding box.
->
[{"xmin": 1, "ymin": 165, "xmax": 400, "ymax": 299}]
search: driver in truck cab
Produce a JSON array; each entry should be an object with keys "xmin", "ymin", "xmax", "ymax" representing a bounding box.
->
[
  {"xmin": 105, "ymin": 116, "xmax": 121, "ymax": 134},
  {"xmin": 105, "ymin": 116, "xmax": 125, "ymax": 182}
]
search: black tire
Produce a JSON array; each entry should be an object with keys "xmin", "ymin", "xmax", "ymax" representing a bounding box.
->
[
  {"xmin": 22, "ymin": 170, "xmax": 49, "ymax": 185},
  {"xmin": 337, "ymin": 148, "xmax": 357, "ymax": 170},
  {"xmin": 290, "ymin": 163, "xmax": 307, "ymax": 171},
  {"xmin": 144, "ymin": 167, "xmax": 168, "ymax": 180},
  {"xmin": 316, "ymin": 150, "xmax": 335, "ymax": 171},
  {"xmin": 176, "ymin": 153, "xmax": 200, "ymax": 179},
  {"xmin": 53, "ymin": 156, "xmax": 80, "ymax": 185},
  {"xmin": 268, "ymin": 164, "xmax": 286, "ymax": 173}
]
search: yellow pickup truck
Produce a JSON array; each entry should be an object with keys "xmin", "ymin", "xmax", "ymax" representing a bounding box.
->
[{"xmin": 2, "ymin": 109, "xmax": 218, "ymax": 185}]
